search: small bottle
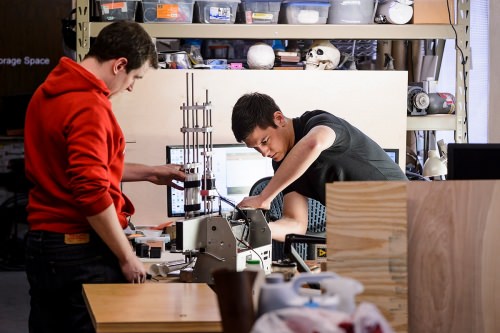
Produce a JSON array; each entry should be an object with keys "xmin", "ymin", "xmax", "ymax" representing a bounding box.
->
[{"xmin": 245, "ymin": 259, "xmax": 265, "ymax": 312}]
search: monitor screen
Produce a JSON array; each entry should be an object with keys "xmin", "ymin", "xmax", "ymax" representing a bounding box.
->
[
  {"xmin": 166, "ymin": 144, "xmax": 274, "ymax": 217},
  {"xmin": 447, "ymin": 143, "xmax": 500, "ymax": 180},
  {"xmin": 384, "ymin": 148, "xmax": 399, "ymax": 164}
]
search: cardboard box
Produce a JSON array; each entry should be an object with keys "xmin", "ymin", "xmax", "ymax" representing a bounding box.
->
[{"xmin": 411, "ymin": 0, "xmax": 455, "ymax": 24}]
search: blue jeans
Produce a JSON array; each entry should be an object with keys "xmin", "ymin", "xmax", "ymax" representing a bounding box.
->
[{"xmin": 25, "ymin": 230, "xmax": 126, "ymax": 333}]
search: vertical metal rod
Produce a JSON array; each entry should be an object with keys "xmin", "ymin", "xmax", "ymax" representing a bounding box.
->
[
  {"xmin": 182, "ymin": 104, "xmax": 186, "ymax": 166},
  {"xmin": 195, "ymin": 100, "xmax": 199, "ymax": 166},
  {"xmin": 191, "ymin": 73, "xmax": 194, "ymax": 112},
  {"xmin": 191, "ymin": 73, "xmax": 195, "ymax": 164},
  {"xmin": 203, "ymin": 100, "xmax": 206, "ymax": 159},
  {"xmin": 185, "ymin": 73, "xmax": 190, "ymax": 164},
  {"xmin": 206, "ymin": 90, "xmax": 212, "ymax": 172},
  {"xmin": 185, "ymin": 72, "xmax": 189, "ymax": 106},
  {"xmin": 193, "ymin": 104, "xmax": 197, "ymax": 164},
  {"xmin": 186, "ymin": 111, "xmax": 190, "ymax": 164},
  {"xmin": 209, "ymin": 103, "xmax": 213, "ymax": 157}
]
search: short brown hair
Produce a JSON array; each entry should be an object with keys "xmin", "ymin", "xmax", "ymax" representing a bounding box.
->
[
  {"xmin": 231, "ymin": 92, "xmax": 281, "ymax": 142},
  {"xmin": 86, "ymin": 21, "xmax": 158, "ymax": 72}
]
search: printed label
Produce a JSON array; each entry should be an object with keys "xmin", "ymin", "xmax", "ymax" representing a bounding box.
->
[
  {"xmin": 317, "ymin": 247, "xmax": 327, "ymax": 259},
  {"xmin": 102, "ymin": 2, "xmax": 127, "ymax": 14},
  {"xmin": 209, "ymin": 6, "xmax": 231, "ymax": 21},
  {"xmin": 0, "ymin": 57, "xmax": 50, "ymax": 67},
  {"xmin": 252, "ymin": 13, "xmax": 273, "ymax": 21}
]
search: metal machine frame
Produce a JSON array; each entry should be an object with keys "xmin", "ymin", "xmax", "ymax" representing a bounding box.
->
[
  {"xmin": 176, "ymin": 210, "xmax": 272, "ymax": 283},
  {"xmin": 173, "ymin": 73, "xmax": 272, "ymax": 284}
]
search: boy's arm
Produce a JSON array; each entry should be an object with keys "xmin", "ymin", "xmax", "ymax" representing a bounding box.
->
[
  {"xmin": 87, "ymin": 204, "xmax": 146, "ymax": 283},
  {"xmin": 239, "ymin": 125, "xmax": 336, "ymax": 210},
  {"xmin": 122, "ymin": 163, "xmax": 185, "ymax": 189},
  {"xmin": 268, "ymin": 191, "xmax": 309, "ymax": 242}
]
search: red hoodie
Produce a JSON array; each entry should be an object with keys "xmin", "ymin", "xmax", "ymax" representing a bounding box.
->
[{"xmin": 24, "ymin": 57, "xmax": 134, "ymax": 233}]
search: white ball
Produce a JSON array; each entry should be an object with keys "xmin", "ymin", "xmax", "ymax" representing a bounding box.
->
[{"xmin": 247, "ymin": 43, "xmax": 275, "ymax": 70}]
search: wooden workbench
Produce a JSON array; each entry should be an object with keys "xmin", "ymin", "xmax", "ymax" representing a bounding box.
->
[{"xmin": 83, "ymin": 283, "xmax": 222, "ymax": 333}]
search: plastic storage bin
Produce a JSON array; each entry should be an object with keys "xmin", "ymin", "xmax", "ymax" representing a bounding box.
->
[
  {"xmin": 141, "ymin": 0, "xmax": 195, "ymax": 23},
  {"xmin": 96, "ymin": 0, "xmax": 140, "ymax": 21},
  {"xmin": 194, "ymin": 0, "xmax": 241, "ymax": 24},
  {"xmin": 328, "ymin": 0, "xmax": 376, "ymax": 24},
  {"xmin": 239, "ymin": 0, "xmax": 282, "ymax": 24},
  {"xmin": 280, "ymin": 1, "xmax": 330, "ymax": 24}
]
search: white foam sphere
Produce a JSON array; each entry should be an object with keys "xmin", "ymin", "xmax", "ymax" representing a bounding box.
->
[{"xmin": 246, "ymin": 43, "xmax": 275, "ymax": 70}]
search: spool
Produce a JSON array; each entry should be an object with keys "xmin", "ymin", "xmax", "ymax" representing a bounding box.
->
[{"xmin": 376, "ymin": 1, "xmax": 413, "ymax": 25}]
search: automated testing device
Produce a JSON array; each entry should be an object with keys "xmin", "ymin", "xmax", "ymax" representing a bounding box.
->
[
  {"xmin": 170, "ymin": 73, "xmax": 273, "ymax": 284},
  {"xmin": 166, "ymin": 144, "xmax": 274, "ymax": 217}
]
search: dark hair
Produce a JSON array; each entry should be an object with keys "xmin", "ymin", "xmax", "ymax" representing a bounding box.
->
[
  {"xmin": 85, "ymin": 21, "xmax": 158, "ymax": 71},
  {"xmin": 231, "ymin": 92, "xmax": 281, "ymax": 142}
]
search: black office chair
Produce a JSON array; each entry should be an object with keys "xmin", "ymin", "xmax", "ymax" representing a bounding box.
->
[{"xmin": 249, "ymin": 177, "xmax": 326, "ymax": 263}]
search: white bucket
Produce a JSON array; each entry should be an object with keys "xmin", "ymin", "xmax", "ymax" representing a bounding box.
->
[{"xmin": 328, "ymin": 0, "xmax": 376, "ymax": 24}]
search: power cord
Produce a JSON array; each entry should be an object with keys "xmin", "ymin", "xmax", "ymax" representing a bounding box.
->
[
  {"xmin": 213, "ymin": 190, "xmax": 266, "ymax": 268},
  {"xmin": 236, "ymin": 238, "xmax": 265, "ymax": 270},
  {"xmin": 216, "ymin": 190, "xmax": 251, "ymax": 241},
  {"xmin": 447, "ymin": 0, "xmax": 469, "ymax": 142}
]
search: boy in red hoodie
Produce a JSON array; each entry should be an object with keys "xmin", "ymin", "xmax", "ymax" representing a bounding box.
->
[{"xmin": 24, "ymin": 21, "xmax": 185, "ymax": 333}]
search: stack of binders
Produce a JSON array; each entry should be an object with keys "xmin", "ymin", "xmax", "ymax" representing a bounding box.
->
[{"xmin": 274, "ymin": 50, "xmax": 304, "ymax": 70}]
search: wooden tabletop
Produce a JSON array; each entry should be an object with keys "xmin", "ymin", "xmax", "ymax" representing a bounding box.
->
[{"xmin": 83, "ymin": 283, "xmax": 222, "ymax": 333}]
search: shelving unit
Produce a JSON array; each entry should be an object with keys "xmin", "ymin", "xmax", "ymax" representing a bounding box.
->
[{"xmin": 75, "ymin": 0, "xmax": 470, "ymax": 143}]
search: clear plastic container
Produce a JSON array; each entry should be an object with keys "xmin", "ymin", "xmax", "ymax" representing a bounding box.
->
[
  {"xmin": 280, "ymin": 1, "xmax": 330, "ymax": 24},
  {"xmin": 240, "ymin": 0, "xmax": 282, "ymax": 24},
  {"xmin": 245, "ymin": 259, "xmax": 266, "ymax": 312},
  {"xmin": 194, "ymin": 0, "xmax": 241, "ymax": 23},
  {"xmin": 328, "ymin": 0, "xmax": 376, "ymax": 24},
  {"xmin": 96, "ymin": 0, "xmax": 140, "ymax": 21},
  {"xmin": 141, "ymin": 0, "xmax": 195, "ymax": 23}
]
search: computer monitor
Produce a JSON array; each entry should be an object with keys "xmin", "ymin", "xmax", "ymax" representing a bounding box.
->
[
  {"xmin": 166, "ymin": 144, "xmax": 274, "ymax": 217},
  {"xmin": 447, "ymin": 143, "xmax": 500, "ymax": 180},
  {"xmin": 384, "ymin": 148, "xmax": 399, "ymax": 164}
]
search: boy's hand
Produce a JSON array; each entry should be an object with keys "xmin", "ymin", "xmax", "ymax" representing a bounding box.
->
[
  {"xmin": 237, "ymin": 194, "xmax": 271, "ymax": 211},
  {"xmin": 148, "ymin": 164, "xmax": 185, "ymax": 189}
]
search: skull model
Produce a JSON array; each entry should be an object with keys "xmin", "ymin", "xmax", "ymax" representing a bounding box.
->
[{"xmin": 305, "ymin": 40, "xmax": 341, "ymax": 70}]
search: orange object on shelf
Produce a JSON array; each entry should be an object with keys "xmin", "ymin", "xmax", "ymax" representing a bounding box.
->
[{"xmin": 411, "ymin": 0, "xmax": 455, "ymax": 24}]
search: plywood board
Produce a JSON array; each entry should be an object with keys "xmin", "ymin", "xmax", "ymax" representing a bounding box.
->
[
  {"xmin": 408, "ymin": 180, "xmax": 500, "ymax": 333},
  {"xmin": 326, "ymin": 180, "xmax": 500, "ymax": 333},
  {"xmin": 326, "ymin": 181, "xmax": 408, "ymax": 333}
]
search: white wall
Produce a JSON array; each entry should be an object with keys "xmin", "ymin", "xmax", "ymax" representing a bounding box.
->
[
  {"xmin": 489, "ymin": 0, "xmax": 499, "ymax": 142},
  {"xmin": 111, "ymin": 70, "xmax": 407, "ymax": 225}
]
